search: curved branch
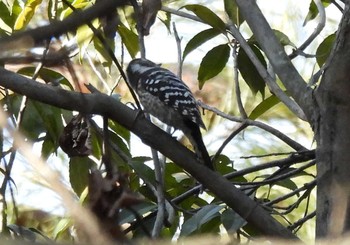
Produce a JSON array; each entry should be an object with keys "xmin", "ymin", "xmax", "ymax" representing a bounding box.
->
[
  {"xmin": 0, "ymin": 68, "xmax": 298, "ymax": 240},
  {"xmin": 289, "ymin": 0, "xmax": 326, "ymax": 59}
]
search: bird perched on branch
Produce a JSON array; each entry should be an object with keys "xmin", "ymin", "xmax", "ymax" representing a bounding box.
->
[{"xmin": 126, "ymin": 58, "xmax": 213, "ymax": 170}]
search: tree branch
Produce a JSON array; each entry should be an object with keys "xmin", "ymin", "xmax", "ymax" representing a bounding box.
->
[
  {"xmin": 0, "ymin": 68, "xmax": 298, "ymax": 239},
  {"xmin": 198, "ymin": 101, "xmax": 308, "ymax": 152},
  {"xmin": 235, "ymin": 0, "xmax": 315, "ymax": 122},
  {"xmin": 289, "ymin": 0, "xmax": 326, "ymax": 59},
  {"xmin": 161, "ymin": 6, "xmax": 307, "ymax": 120},
  {"xmin": 226, "ymin": 21, "xmax": 307, "ymax": 121},
  {"xmin": 0, "ymin": 0, "xmax": 128, "ymax": 47}
]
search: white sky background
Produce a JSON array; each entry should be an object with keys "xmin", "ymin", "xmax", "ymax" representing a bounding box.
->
[{"xmin": 2, "ymin": 0, "xmax": 344, "ymax": 220}]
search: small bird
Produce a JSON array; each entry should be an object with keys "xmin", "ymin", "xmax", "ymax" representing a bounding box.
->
[{"xmin": 126, "ymin": 58, "xmax": 213, "ymax": 170}]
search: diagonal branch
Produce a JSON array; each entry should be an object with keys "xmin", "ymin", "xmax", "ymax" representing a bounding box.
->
[
  {"xmin": 235, "ymin": 0, "xmax": 315, "ymax": 122},
  {"xmin": 0, "ymin": 68, "xmax": 298, "ymax": 240},
  {"xmin": 227, "ymin": 21, "xmax": 307, "ymax": 121},
  {"xmin": 0, "ymin": 0, "xmax": 128, "ymax": 47},
  {"xmin": 289, "ymin": 0, "xmax": 326, "ymax": 59}
]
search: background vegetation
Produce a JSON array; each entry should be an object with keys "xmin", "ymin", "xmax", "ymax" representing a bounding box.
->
[{"xmin": 0, "ymin": 0, "xmax": 345, "ymax": 244}]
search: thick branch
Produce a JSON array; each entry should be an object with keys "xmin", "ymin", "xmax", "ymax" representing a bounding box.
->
[
  {"xmin": 0, "ymin": 68, "xmax": 298, "ymax": 239},
  {"xmin": 235, "ymin": 0, "xmax": 315, "ymax": 122},
  {"xmin": 0, "ymin": 0, "xmax": 128, "ymax": 47}
]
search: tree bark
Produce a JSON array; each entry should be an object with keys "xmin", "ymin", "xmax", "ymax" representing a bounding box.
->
[
  {"xmin": 315, "ymin": 3, "xmax": 350, "ymax": 237},
  {"xmin": 0, "ymin": 67, "xmax": 298, "ymax": 239}
]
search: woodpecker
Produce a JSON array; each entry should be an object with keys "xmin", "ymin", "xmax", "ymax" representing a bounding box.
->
[{"xmin": 126, "ymin": 58, "xmax": 213, "ymax": 170}]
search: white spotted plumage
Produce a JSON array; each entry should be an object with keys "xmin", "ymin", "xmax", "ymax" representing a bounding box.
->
[
  {"xmin": 126, "ymin": 58, "xmax": 213, "ymax": 170},
  {"xmin": 127, "ymin": 59, "xmax": 205, "ymax": 130}
]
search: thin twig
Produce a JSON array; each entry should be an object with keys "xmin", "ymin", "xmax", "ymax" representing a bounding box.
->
[
  {"xmin": 288, "ymin": 211, "xmax": 316, "ymax": 231},
  {"xmin": 289, "ymin": 0, "xmax": 326, "ymax": 59},
  {"xmin": 241, "ymin": 150, "xmax": 311, "ymax": 159},
  {"xmin": 198, "ymin": 101, "xmax": 307, "ymax": 151},
  {"xmin": 171, "ymin": 150, "xmax": 315, "ymax": 206},
  {"xmin": 0, "ymin": 51, "xmax": 48, "ymax": 232},
  {"xmin": 237, "ymin": 0, "xmax": 315, "ymax": 121},
  {"xmin": 162, "ymin": 6, "xmax": 306, "ymax": 120},
  {"xmin": 331, "ymin": 0, "xmax": 344, "ymax": 12},
  {"xmin": 162, "ymin": 6, "xmax": 203, "ymax": 23},
  {"xmin": 150, "ymin": 149, "xmax": 165, "ymax": 238},
  {"xmin": 274, "ymin": 187, "xmax": 314, "ymax": 215},
  {"xmin": 173, "ymin": 22, "xmax": 183, "ymax": 77},
  {"xmin": 232, "ymin": 41, "xmax": 247, "ymax": 118},
  {"xmin": 0, "ymin": 109, "xmax": 114, "ymax": 245},
  {"xmin": 89, "ymin": 119, "xmax": 130, "ymax": 163},
  {"xmin": 102, "ymin": 116, "xmax": 115, "ymax": 178},
  {"xmin": 85, "ymin": 50, "xmax": 112, "ymax": 94},
  {"xmin": 61, "ymin": 0, "xmax": 141, "ymax": 109},
  {"xmin": 0, "ymin": 67, "xmax": 300, "ymax": 239},
  {"xmin": 212, "ymin": 122, "xmax": 247, "ymax": 163},
  {"xmin": 239, "ymin": 161, "xmax": 316, "ymax": 189},
  {"xmin": 226, "ymin": 21, "xmax": 306, "ymax": 121},
  {"xmin": 130, "ymin": 0, "xmax": 146, "ymax": 58},
  {"xmin": 264, "ymin": 180, "xmax": 317, "ymax": 206},
  {"xmin": 0, "ymin": 0, "xmax": 128, "ymax": 46}
]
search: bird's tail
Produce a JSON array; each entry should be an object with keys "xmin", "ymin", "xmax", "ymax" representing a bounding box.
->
[{"xmin": 184, "ymin": 121, "xmax": 214, "ymax": 170}]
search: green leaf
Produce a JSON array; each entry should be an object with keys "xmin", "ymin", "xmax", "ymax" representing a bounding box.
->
[
  {"xmin": 93, "ymin": 37, "xmax": 113, "ymax": 73},
  {"xmin": 182, "ymin": 4, "xmax": 226, "ymax": 31},
  {"xmin": 303, "ymin": 0, "xmax": 331, "ymax": 26},
  {"xmin": 214, "ymin": 154, "xmax": 235, "ymax": 175},
  {"xmin": 199, "ymin": 216, "xmax": 221, "ymax": 233},
  {"xmin": 109, "ymin": 120, "xmax": 130, "ymax": 145},
  {"xmin": 180, "ymin": 204, "xmax": 223, "ymax": 236},
  {"xmin": 221, "ymin": 208, "xmax": 247, "ymax": 232},
  {"xmin": 180, "ymin": 196, "xmax": 209, "ymax": 210},
  {"xmin": 237, "ymin": 44, "xmax": 266, "ymax": 97},
  {"xmin": 4, "ymin": 95, "xmax": 43, "ymax": 139},
  {"xmin": 119, "ymin": 202, "xmax": 157, "ymax": 224},
  {"xmin": 183, "ymin": 28, "xmax": 221, "ymax": 61},
  {"xmin": 59, "ymin": 0, "xmax": 91, "ymax": 19},
  {"xmin": 117, "ymin": 25, "xmax": 139, "ymax": 58},
  {"xmin": 76, "ymin": 21, "xmax": 98, "ymax": 61},
  {"xmin": 273, "ymin": 30, "xmax": 296, "ymax": 47},
  {"xmin": 224, "ymin": 0, "xmax": 244, "ymax": 26},
  {"xmin": 249, "ymin": 94, "xmax": 281, "ymax": 120},
  {"xmin": 42, "ymin": 136, "xmax": 56, "ymax": 159},
  {"xmin": 18, "ymin": 67, "xmax": 73, "ymax": 90},
  {"xmin": 14, "ymin": 0, "xmax": 42, "ymax": 30},
  {"xmin": 53, "ymin": 218, "xmax": 73, "ymax": 240},
  {"xmin": 89, "ymin": 126, "xmax": 102, "ymax": 158},
  {"xmin": 31, "ymin": 100, "xmax": 65, "ymax": 146},
  {"xmin": 316, "ymin": 33, "xmax": 336, "ymax": 67},
  {"xmin": 164, "ymin": 162, "xmax": 188, "ymax": 196},
  {"xmin": 69, "ymin": 157, "xmax": 95, "ymax": 196},
  {"xmin": 158, "ymin": 9, "xmax": 171, "ymax": 33},
  {"xmin": 198, "ymin": 44, "xmax": 230, "ymax": 88},
  {"xmin": 129, "ymin": 157, "xmax": 155, "ymax": 185},
  {"xmin": 3, "ymin": 84, "xmax": 68, "ymax": 148},
  {"xmin": 249, "ymin": 29, "xmax": 295, "ymax": 48},
  {"xmin": 0, "ymin": 0, "xmax": 21, "ymax": 33},
  {"xmin": 273, "ymin": 178, "xmax": 298, "ymax": 192},
  {"xmin": 108, "ymin": 130, "xmax": 131, "ymax": 159},
  {"xmin": 2, "ymin": 0, "xmax": 15, "ymax": 12}
]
